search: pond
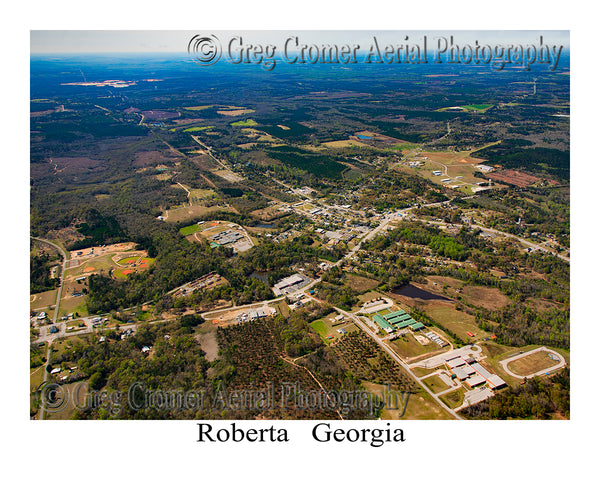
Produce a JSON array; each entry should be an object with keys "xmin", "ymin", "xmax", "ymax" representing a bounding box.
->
[
  {"xmin": 392, "ymin": 284, "xmax": 451, "ymax": 301},
  {"xmin": 254, "ymin": 223, "xmax": 275, "ymax": 229},
  {"xmin": 356, "ymin": 134, "xmax": 372, "ymax": 140}
]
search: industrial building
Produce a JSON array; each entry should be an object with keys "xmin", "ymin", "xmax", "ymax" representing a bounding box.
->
[{"xmin": 273, "ymin": 273, "xmax": 311, "ymax": 295}]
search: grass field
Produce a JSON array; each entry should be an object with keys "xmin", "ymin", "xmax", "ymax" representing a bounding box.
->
[
  {"xmin": 163, "ymin": 204, "xmax": 236, "ymax": 223},
  {"xmin": 505, "ymin": 350, "xmax": 561, "ymax": 377},
  {"xmin": 421, "ymin": 374, "xmax": 452, "ymax": 394},
  {"xmin": 180, "ymin": 224, "xmax": 202, "ymax": 236},
  {"xmin": 310, "ymin": 317, "xmax": 358, "ymax": 344},
  {"xmin": 57, "ymin": 294, "xmax": 88, "ymax": 318},
  {"xmin": 231, "ymin": 118, "xmax": 258, "ymax": 127},
  {"xmin": 388, "ymin": 333, "xmax": 443, "ymax": 360},
  {"xmin": 184, "ymin": 105, "xmax": 215, "ymax": 111},
  {"xmin": 30, "ymin": 289, "xmax": 58, "ymax": 313},
  {"xmin": 344, "ymin": 274, "xmax": 380, "ymax": 293},
  {"xmin": 183, "ymin": 126, "xmax": 215, "ymax": 132},
  {"xmin": 401, "ymin": 390, "xmax": 456, "ymax": 420},
  {"xmin": 423, "ymin": 304, "xmax": 488, "ymax": 342},
  {"xmin": 439, "ymin": 388, "xmax": 465, "ymax": 409},
  {"xmin": 460, "ymin": 285, "xmax": 510, "ymax": 310},
  {"xmin": 462, "ymin": 104, "xmax": 493, "ymax": 111}
]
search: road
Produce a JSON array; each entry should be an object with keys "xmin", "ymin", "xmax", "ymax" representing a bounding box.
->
[
  {"xmin": 421, "ymin": 218, "xmax": 570, "ymax": 262},
  {"xmin": 32, "ymin": 236, "xmax": 69, "ymax": 420},
  {"xmin": 331, "ymin": 306, "xmax": 463, "ymax": 420}
]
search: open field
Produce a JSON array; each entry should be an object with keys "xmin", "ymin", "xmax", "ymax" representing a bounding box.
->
[
  {"xmin": 439, "ymin": 388, "xmax": 465, "ymax": 409},
  {"xmin": 399, "ymin": 149, "xmax": 488, "ymax": 189},
  {"xmin": 344, "ymin": 274, "xmax": 380, "ymax": 293},
  {"xmin": 230, "ymin": 118, "xmax": 258, "ymax": 127},
  {"xmin": 486, "ymin": 169, "xmax": 542, "ymax": 187},
  {"xmin": 309, "ymin": 317, "xmax": 358, "ymax": 344},
  {"xmin": 212, "ymin": 169, "xmax": 245, "ymax": 182},
  {"xmin": 460, "ymin": 285, "xmax": 510, "ymax": 310},
  {"xmin": 30, "ymin": 289, "xmax": 58, "ymax": 313},
  {"xmin": 218, "ymin": 108, "xmax": 255, "ymax": 116},
  {"xmin": 163, "ymin": 204, "xmax": 236, "ymax": 223},
  {"xmin": 421, "ymin": 373, "xmax": 452, "ymax": 394},
  {"xmin": 183, "ymin": 126, "xmax": 215, "ymax": 132},
  {"xmin": 388, "ymin": 333, "xmax": 444, "ymax": 360},
  {"xmin": 422, "ymin": 304, "xmax": 488, "ymax": 342},
  {"xmin": 401, "ymin": 389, "xmax": 456, "ymax": 420},
  {"xmin": 57, "ymin": 293, "xmax": 88, "ymax": 318}
]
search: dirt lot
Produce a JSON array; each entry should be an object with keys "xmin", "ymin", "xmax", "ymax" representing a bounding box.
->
[{"xmin": 486, "ymin": 169, "xmax": 541, "ymax": 187}]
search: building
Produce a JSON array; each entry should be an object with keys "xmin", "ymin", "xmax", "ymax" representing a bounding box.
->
[
  {"xmin": 373, "ymin": 314, "xmax": 394, "ymax": 333},
  {"xmin": 475, "ymin": 164, "xmax": 494, "ymax": 173}
]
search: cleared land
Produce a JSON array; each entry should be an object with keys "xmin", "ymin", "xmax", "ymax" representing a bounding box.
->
[
  {"xmin": 388, "ymin": 333, "xmax": 444, "ymax": 360},
  {"xmin": 423, "ymin": 304, "xmax": 488, "ymax": 342},
  {"xmin": 309, "ymin": 317, "xmax": 358, "ymax": 344}
]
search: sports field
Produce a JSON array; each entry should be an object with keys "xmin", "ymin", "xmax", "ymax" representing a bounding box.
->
[{"xmin": 505, "ymin": 350, "xmax": 561, "ymax": 377}]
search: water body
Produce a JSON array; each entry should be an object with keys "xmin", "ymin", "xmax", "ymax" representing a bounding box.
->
[
  {"xmin": 254, "ymin": 223, "xmax": 275, "ymax": 229},
  {"xmin": 393, "ymin": 284, "xmax": 451, "ymax": 301},
  {"xmin": 356, "ymin": 134, "xmax": 372, "ymax": 140}
]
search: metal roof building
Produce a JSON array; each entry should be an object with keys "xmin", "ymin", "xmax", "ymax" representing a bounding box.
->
[
  {"xmin": 373, "ymin": 316, "xmax": 394, "ymax": 332},
  {"xmin": 466, "ymin": 374, "xmax": 486, "ymax": 388},
  {"xmin": 446, "ymin": 357, "xmax": 466, "ymax": 369},
  {"xmin": 410, "ymin": 322, "xmax": 425, "ymax": 331}
]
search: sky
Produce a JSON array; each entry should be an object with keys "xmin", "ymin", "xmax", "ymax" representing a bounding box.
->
[{"xmin": 30, "ymin": 30, "xmax": 569, "ymax": 54}]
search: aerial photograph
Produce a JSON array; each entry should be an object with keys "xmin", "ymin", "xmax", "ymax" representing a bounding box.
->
[{"xmin": 29, "ymin": 30, "xmax": 570, "ymax": 421}]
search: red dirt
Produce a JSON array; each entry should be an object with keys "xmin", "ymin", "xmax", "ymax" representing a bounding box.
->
[{"xmin": 487, "ymin": 170, "xmax": 541, "ymax": 187}]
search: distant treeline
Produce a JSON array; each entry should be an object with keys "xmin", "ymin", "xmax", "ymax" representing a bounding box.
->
[{"xmin": 476, "ymin": 139, "xmax": 570, "ymax": 180}]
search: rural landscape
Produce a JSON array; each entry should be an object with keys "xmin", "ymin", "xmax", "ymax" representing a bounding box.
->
[{"xmin": 30, "ymin": 38, "xmax": 570, "ymax": 420}]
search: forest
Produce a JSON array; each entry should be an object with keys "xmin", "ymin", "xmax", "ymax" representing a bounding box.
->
[{"xmin": 462, "ymin": 368, "xmax": 569, "ymax": 419}]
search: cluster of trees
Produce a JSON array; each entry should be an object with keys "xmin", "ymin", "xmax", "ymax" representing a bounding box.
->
[
  {"xmin": 477, "ymin": 303, "xmax": 569, "ymax": 349},
  {"xmin": 365, "ymin": 221, "xmax": 474, "ymax": 262},
  {"xmin": 462, "ymin": 369, "xmax": 569, "ymax": 419},
  {"xmin": 30, "ymin": 251, "xmax": 60, "ymax": 293}
]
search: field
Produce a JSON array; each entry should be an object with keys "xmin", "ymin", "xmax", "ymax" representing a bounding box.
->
[
  {"xmin": 183, "ymin": 105, "xmax": 215, "ymax": 111},
  {"xmin": 422, "ymin": 304, "xmax": 488, "ymax": 342},
  {"xmin": 439, "ymin": 388, "xmax": 465, "ymax": 409},
  {"xmin": 309, "ymin": 317, "xmax": 358, "ymax": 344},
  {"xmin": 180, "ymin": 224, "xmax": 202, "ymax": 236},
  {"xmin": 400, "ymin": 390, "xmax": 456, "ymax": 420},
  {"xmin": 183, "ymin": 126, "xmax": 215, "ymax": 132},
  {"xmin": 486, "ymin": 169, "xmax": 542, "ymax": 187},
  {"xmin": 421, "ymin": 374, "xmax": 452, "ymax": 394},
  {"xmin": 163, "ymin": 204, "xmax": 236, "ymax": 223},
  {"xmin": 343, "ymin": 274, "xmax": 380, "ymax": 294},
  {"xmin": 400, "ymin": 149, "xmax": 488, "ymax": 191},
  {"xmin": 388, "ymin": 333, "xmax": 444, "ymax": 360},
  {"xmin": 30, "ymin": 289, "xmax": 58, "ymax": 314},
  {"xmin": 505, "ymin": 350, "xmax": 561, "ymax": 377},
  {"xmin": 230, "ymin": 119, "xmax": 258, "ymax": 127},
  {"xmin": 460, "ymin": 285, "xmax": 510, "ymax": 310},
  {"xmin": 218, "ymin": 108, "xmax": 255, "ymax": 116}
]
